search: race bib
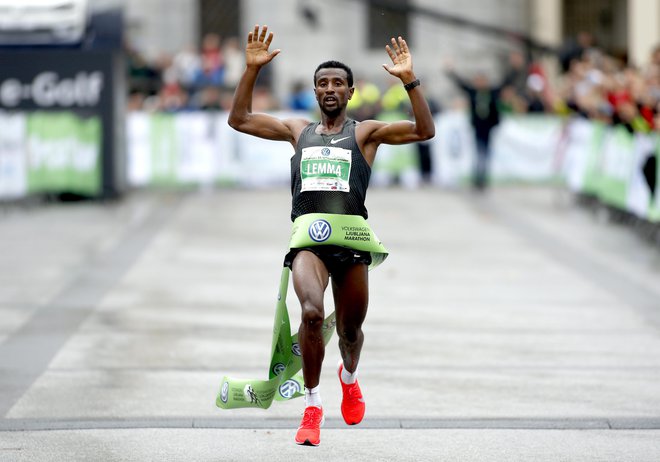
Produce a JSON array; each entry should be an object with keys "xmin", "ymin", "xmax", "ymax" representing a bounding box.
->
[{"xmin": 300, "ymin": 146, "xmax": 351, "ymax": 192}]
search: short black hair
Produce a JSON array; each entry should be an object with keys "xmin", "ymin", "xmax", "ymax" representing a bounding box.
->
[{"xmin": 313, "ymin": 60, "xmax": 354, "ymax": 87}]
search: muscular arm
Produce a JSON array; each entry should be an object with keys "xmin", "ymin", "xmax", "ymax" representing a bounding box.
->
[
  {"xmin": 228, "ymin": 25, "xmax": 310, "ymax": 146},
  {"xmin": 359, "ymin": 37, "xmax": 435, "ymax": 164}
]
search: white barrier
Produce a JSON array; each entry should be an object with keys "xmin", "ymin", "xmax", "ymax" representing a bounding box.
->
[{"xmin": 2, "ymin": 109, "xmax": 659, "ymax": 223}]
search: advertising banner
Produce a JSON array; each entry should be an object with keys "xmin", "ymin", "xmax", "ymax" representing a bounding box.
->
[
  {"xmin": 490, "ymin": 114, "xmax": 564, "ymax": 183},
  {"xmin": 26, "ymin": 112, "xmax": 101, "ymax": 195},
  {"xmin": 625, "ymin": 134, "xmax": 656, "ymax": 220},
  {"xmin": 0, "ymin": 111, "xmax": 27, "ymax": 199},
  {"xmin": 127, "ymin": 111, "xmax": 294, "ymax": 188},
  {"xmin": 430, "ymin": 111, "xmax": 473, "ymax": 187},
  {"xmin": 598, "ymin": 126, "xmax": 635, "ymax": 210},
  {"xmin": 0, "ymin": 49, "xmax": 124, "ymax": 198},
  {"xmin": 0, "ymin": 110, "xmax": 101, "ymax": 198},
  {"xmin": 648, "ymin": 138, "xmax": 660, "ymax": 223},
  {"xmin": 562, "ymin": 118, "xmax": 594, "ymax": 192}
]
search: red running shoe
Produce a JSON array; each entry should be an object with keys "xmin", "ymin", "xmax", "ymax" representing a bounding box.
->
[
  {"xmin": 294, "ymin": 406, "xmax": 324, "ymax": 446},
  {"xmin": 338, "ymin": 362, "xmax": 365, "ymax": 425}
]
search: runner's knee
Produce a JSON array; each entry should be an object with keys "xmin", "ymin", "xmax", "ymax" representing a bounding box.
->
[
  {"xmin": 338, "ymin": 325, "xmax": 362, "ymax": 344},
  {"xmin": 301, "ymin": 301, "xmax": 324, "ymax": 326}
]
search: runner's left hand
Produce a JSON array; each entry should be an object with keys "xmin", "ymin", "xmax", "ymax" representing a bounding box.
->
[{"xmin": 382, "ymin": 36, "xmax": 414, "ymax": 81}]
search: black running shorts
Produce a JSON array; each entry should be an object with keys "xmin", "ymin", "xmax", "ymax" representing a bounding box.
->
[{"xmin": 283, "ymin": 245, "xmax": 372, "ymax": 275}]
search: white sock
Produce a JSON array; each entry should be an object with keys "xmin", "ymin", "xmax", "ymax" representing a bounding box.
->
[
  {"xmin": 305, "ymin": 386, "xmax": 322, "ymax": 408},
  {"xmin": 341, "ymin": 364, "xmax": 358, "ymax": 384}
]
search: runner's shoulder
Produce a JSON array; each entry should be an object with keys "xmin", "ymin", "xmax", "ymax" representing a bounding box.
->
[
  {"xmin": 284, "ymin": 117, "xmax": 315, "ymax": 141},
  {"xmin": 355, "ymin": 119, "xmax": 387, "ymax": 141}
]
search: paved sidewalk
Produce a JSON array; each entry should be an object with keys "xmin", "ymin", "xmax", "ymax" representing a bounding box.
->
[{"xmin": 1, "ymin": 186, "xmax": 660, "ymax": 461}]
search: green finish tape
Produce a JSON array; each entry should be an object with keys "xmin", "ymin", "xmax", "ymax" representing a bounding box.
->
[{"xmin": 216, "ymin": 214, "xmax": 388, "ymax": 410}]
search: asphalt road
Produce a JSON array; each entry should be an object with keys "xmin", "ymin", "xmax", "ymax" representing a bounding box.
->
[{"xmin": 1, "ymin": 185, "xmax": 660, "ymax": 461}]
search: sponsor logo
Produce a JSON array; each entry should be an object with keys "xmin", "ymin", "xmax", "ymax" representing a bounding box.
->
[
  {"xmin": 0, "ymin": 71, "xmax": 104, "ymax": 108},
  {"xmin": 330, "ymin": 136, "xmax": 350, "ymax": 145},
  {"xmin": 220, "ymin": 381, "xmax": 229, "ymax": 403},
  {"xmin": 279, "ymin": 379, "xmax": 301, "ymax": 399},
  {"xmin": 272, "ymin": 363, "xmax": 286, "ymax": 376},
  {"xmin": 321, "ymin": 147, "xmax": 331, "ymax": 156},
  {"xmin": 243, "ymin": 384, "xmax": 262, "ymax": 406},
  {"xmin": 291, "ymin": 343, "xmax": 301, "ymax": 356},
  {"xmin": 308, "ymin": 219, "xmax": 331, "ymax": 242}
]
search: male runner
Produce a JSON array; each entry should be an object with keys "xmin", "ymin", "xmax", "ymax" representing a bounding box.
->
[{"xmin": 228, "ymin": 24, "xmax": 435, "ymax": 446}]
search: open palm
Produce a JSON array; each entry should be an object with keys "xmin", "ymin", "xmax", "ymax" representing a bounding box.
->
[
  {"xmin": 382, "ymin": 36, "xmax": 413, "ymax": 78},
  {"xmin": 245, "ymin": 24, "xmax": 280, "ymax": 67}
]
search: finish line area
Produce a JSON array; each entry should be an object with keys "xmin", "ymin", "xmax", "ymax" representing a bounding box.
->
[{"xmin": 1, "ymin": 186, "xmax": 660, "ymax": 461}]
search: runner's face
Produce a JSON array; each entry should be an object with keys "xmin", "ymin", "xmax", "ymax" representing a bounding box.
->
[{"xmin": 314, "ymin": 68, "xmax": 353, "ymax": 116}]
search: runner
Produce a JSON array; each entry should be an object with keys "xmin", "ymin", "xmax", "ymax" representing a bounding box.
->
[{"xmin": 227, "ymin": 24, "xmax": 435, "ymax": 446}]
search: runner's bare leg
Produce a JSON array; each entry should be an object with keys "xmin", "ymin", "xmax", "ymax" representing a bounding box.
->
[
  {"xmin": 332, "ymin": 263, "xmax": 369, "ymax": 373},
  {"xmin": 292, "ymin": 251, "xmax": 330, "ymax": 388}
]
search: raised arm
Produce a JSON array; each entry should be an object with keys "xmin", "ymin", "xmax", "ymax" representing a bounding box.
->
[
  {"xmin": 359, "ymin": 36, "xmax": 435, "ymax": 162},
  {"xmin": 228, "ymin": 25, "xmax": 309, "ymax": 145}
]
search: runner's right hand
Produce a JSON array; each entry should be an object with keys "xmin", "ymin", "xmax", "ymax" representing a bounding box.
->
[{"xmin": 246, "ymin": 24, "xmax": 281, "ymax": 68}]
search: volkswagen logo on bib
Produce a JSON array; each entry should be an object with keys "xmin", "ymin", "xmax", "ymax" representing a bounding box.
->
[{"xmin": 308, "ymin": 219, "xmax": 331, "ymax": 242}]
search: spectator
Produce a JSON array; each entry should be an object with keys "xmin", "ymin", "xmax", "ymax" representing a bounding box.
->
[
  {"xmin": 559, "ymin": 31, "xmax": 595, "ymax": 73},
  {"xmin": 525, "ymin": 73, "xmax": 548, "ymax": 113},
  {"xmin": 347, "ymin": 79, "xmax": 382, "ymax": 121},
  {"xmin": 196, "ymin": 86, "xmax": 223, "ymax": 111},
  {"xmin": 192, "ymin": 55, "xmax": 225, "ymax": 90},
  {"xmin": 125, "ymin": 40, "xmax": 161, "ymax": 96},
  {"xmin": 252, "ymin": 86, "xmax": 279, "ymax": 112},
  {"xmin": 127, "ymin": 90, "xmax": 146, "ymax": 111},
  {"xmin": 380, "ymin": 77, "xmax": 409, "ymax": 113},
  {"xmin": 222, "ymin": 37, "xmax": 245, "ymax": 90},
  {"xmin": 417, "ymin": 96, "xmax": 441, "ymax": 183},
  {"xmin": 444, "ymin": 62, "xmax": 513, "ymax": 191},
  {"xmin": 288, "ymin": 80, "xmax": 316, "ymax": 111},
  {"xmin": 200, "ymin": 32, "xmax": 224, "ymax": 72},
  {"xmin": 498, "ymin": 85, "xmax": 528, "ymax": 114},
  {"xmin": 172, "ymin": 44, "xmax": 202, "ymax": 91}
]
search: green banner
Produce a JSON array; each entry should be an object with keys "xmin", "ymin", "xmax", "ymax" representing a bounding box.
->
[
  {"xmin": 598, "ymin": 126, "xmax": 635, "ymax": 209},
  {"xmin": 149, "ymin": 113, "xmax": 178, "ymax": 186},
  {"xmin": 581, "ymin": 121, "xmax": 607, "ymax": 196},
  {"xmin": 649, "ymin": 137, "xmax": 660, "ymax": 223},
  {"xmin": 26, "ymin": 112, "xmax": 101, "ymax": 196}
]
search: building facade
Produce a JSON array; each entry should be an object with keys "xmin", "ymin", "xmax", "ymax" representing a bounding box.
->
[{"xmin": 110, "ymin": 0, "xmax": 660, "ymax": 104}]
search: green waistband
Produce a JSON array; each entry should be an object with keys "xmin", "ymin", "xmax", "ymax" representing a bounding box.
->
[{"xmin": 289, "ymin": 213, "xmax": 388, "ymax": 269}]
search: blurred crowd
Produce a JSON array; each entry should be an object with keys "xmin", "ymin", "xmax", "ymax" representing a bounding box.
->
[
  {"xmin": 126, "ymin": 32, "xmax": 249, "ymax": 112},
  {"xmin": 125, "ymin": 31, "xmax": 660, "ymax": 135},
  {"xmin": 554, "ymin": 33, "xmax": 660, "ymax": 134}
]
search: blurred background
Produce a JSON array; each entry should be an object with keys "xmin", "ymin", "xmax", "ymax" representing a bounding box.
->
[
  {"xmin": 2, "ymin": 5, "xmax": 660, "ymax": 459},
  {"xmin": 0, "ymin": 0, "xmax": 659, "ymax": 233}
]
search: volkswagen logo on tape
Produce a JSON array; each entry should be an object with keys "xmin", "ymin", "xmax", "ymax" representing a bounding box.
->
[
  {"xmin": 321, "ymin": 147, "xmax": 331, "ymax": 156},
  {"xmin": 279, "ymin": 379, "xmax": 301, "ymax": 399},
  {"xmin": 272, "ymin": 362, "xmax": 286, "ymax": 376},
  {"xmin": 220, "ymin": 381, "xmax": 229, "ymax": 403},
  {"xmin": 291, "ymin": 343, "xmax": 301, "ymax": 356},
  {"xmin": 308, "ymin": 219, "xmax": 331, "ymax": 242}
]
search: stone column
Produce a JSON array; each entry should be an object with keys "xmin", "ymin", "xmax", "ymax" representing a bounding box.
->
[{"xmin": 628, "ymin": 0, "xmax": 660, "ymax": 68}]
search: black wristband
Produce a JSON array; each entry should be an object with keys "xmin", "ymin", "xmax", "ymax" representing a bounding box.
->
[{"xmin": 403, "ymin": 78, "xmax": 420, "ymax": 91}]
